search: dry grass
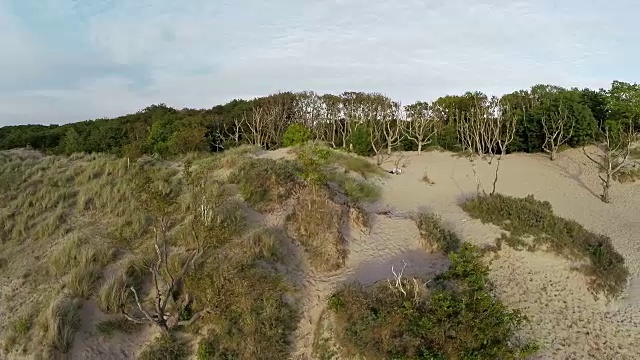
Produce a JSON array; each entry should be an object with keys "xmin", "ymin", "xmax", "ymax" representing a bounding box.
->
[
  {"xmin": 97, "ymin": 256, "xmax": 149, "ymax": 314},
  {"xmin": 287, "ymin": 187, "xmax": 348, "ymax": 272},
  {"xmin": 36, "ymin": 294, "xmax": 81, "ymax": 354},
  {"xmin": 95, "ymin": 318, "xmax": 142, "ymax": 337},
  {"xmin": 138, "ymin": 333, "xmax": 190, "ymax": 360},
  {"xmin": 614, "ymin": 167, "xmax": 640, "ymax": 183}
]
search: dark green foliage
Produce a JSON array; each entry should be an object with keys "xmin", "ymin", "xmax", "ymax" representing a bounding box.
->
[
  {"xmin": 138, "ymin": 333, "xmax": 190, "ymax": 360},
  {"xmin": 329, "ymin": 244, "xmax": 537, "ymax": 360},
  {"xmin": 347, "ymin": 126, "xmax": 374, "ymax": 156},
  {"xmin": 282, "ymin": 123, "xmax": 312, "ymax": 147},
  {"xmin": 229, "ymin": 158, "xmax": 300, "ymax": 211},
  {"xmin": 461, "ymin": 194, "xmax": 628, "ymax": 297},
  {"xmin": 414, "ymin": 212, "xmax": 461, "ymax": 254}
]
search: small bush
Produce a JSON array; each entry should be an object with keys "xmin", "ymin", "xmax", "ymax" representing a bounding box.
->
[
  {"xmin": 283, "ymin": 123, "xmax": 312, "ymax": 147},
  {"xmin": 230, "ymin": 158, "xmax": 300, "ymax": 211},
  {"xmin": 287, "ymin": 188, "xmax": 347, "ymax": 272},
  {"xmin": 614, "ymin": 167, "xmax": 640, "ymax": 183},
  {"xmin": 185, "ymin": 226, "xmax": 298, "ymax": 359},
  {"xmin": 415, "ymin": 212, "xmax": 461, "ymax": 254},
  {"xmin": 328, "ymin": 150, "xmax": 383, "ymax": 179},
  {"xmin": 37, "ymin": 295, "xmax": 81, "ymax": 353},
  {"xmin": 329, "ymin": 244, "xmax": 537, "ymax": 360},
  {"xmin": 138, "ymin": 333, "xmax": 189, "ymax": 360},
  {"xmin": 461, "ymin": 194, "xmax": 628, "ymax": 297},
  {"xmin": 347, "ymin": 126, "xmax": 374, "ymax": 156}
]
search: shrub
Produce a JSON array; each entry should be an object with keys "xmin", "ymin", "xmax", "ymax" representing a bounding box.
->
[
  {"xmin": 461, "ymin": 194, "xmax": 628, "ymax": 297},
  {"xmin": 229, "ymin": 158, "xmax": 300, "ymax": 211},
  {"xmin": 138, "ymin": 333, "xmax": 189, "ymax": 360},
  {"xmin": 328, "ymin": 244, "xmax": 537, "ymax": 360},
  {"xmin": 283, "ymin": 123, "xmax": 312, "ymax": 147},
  {"xmin": 287, "ymin": 188, "xmax": 347, "ymax": 272},
  {"xmin": 327, "ymin": 172, "xmax": 380, "ymax": 203},
  {"xmin": 347, "ymin": 126, "xmax": 374, "ymax": 156},
  {"xmin": 415, "ymin": 212, "xmax": 461, "ymax": 254},
  {"xmin": 185, "ymin": 226, "xmax": 298, "ymax": 360}
]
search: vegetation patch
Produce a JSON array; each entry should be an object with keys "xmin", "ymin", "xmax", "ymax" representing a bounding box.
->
[
  {"xmin": 97, "ymin": 256, "xmax": 149, "ymax": 314},
  {"xmin": 415, "ymin": 212, "xmax": 461, "ymax": 254},
  {"xmin": 229, "ymin": 157, "xmax": 301, "ymax": 211},
  {"xmin": 36, "ymin": 295, "xmax": 82, "ymax": 354},
  {"xmin": 328, "ymin": 244, "xmax": 537, "ymax": 360},
  {"xmin": 138, "ymin": 333, "xmax": 189, "ymax": 360},
  {"xmin": 186, "ymin": 226, "xmax": 298, "ymax": 360},
  {"xmin": 614, "ymin": 167, "xmax": 640, "ymax": 183},
  {"xmin": 96, "ymin": 318, "xmax": 142, "ymax": 337},
  {"xmin": 287, "ymin": 187, "xmax": 348, "ymax": 272},
  {"xmin": 461, "ymin": 194, "xmax": 628, "ymax": 297}
]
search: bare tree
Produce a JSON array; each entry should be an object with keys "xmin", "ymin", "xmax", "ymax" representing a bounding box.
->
[
  {"xmin": 381, "ymin": 101, "xmax": 404, "ymax": 155},
  {"xmin": 246, "ymin": 109, "xmax": 268, "ymax": 148},
  {"xmin": 583, "ymin": 122, "xmax": 636, "ymax": 203},
  {"xmin": 404, "ymin": 101, "xmax": 440, "ymax": 154},
  {"xmin": 457, "ymin": 97, "xmax": 516, "ymax": 195},
  {"xmin": 542, "ymin": 102, "xmax": 574, "ymax": 161},
  {"xmin": 226, "ymin": 115, "xmax": 245, "ymax": 146},
  {"xmin": 123, "ymin": 167, "xmax": 209, "ymax": 333}
]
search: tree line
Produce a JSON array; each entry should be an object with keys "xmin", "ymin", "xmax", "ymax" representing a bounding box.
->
[{"xmin": 1, "ymin": 81, "xmax": 638, "ymax": 161}]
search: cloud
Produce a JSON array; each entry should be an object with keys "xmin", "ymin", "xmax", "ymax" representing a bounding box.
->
[{"xmin": 1, "ymin": 0, "xmax": 638, "ymax": 125}]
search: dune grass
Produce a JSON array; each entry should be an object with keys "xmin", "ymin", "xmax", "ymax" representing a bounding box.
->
[
  {"xmin": 614, "ymin": 167, "xmax": 640, "ymax": 183},
  {"xmin": 36, "ymin": 295, "xmax": 82, "ymax": 354},
  {"xmin": 185, "ymin": 224, "xmax": 298, "ymax": 360},
  {"xmin": 287, "ymin": 187, "xmax": 348, "ymax": 272},
  {"xmin": 229, "ymin": 157, "xmax": 301, "ymax": 211},
  {"xmin": 328, "ymin": 243, "xmax": 537, "ymax": 360},
  {"xmin": 461, "ymin": 194, "xmax": 628, "ymax": 297},
  {"xmin": 97, "ymin": 256, "xmax": 150, "ymax": 314}
]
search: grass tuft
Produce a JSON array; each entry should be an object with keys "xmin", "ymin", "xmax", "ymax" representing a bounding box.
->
[
  {"xmin": 36, "ymin": 295, "xmax": 81, "ymax": 353},
  {"xmin": 287, "ymin": 188, "xmax": 347, "ymax": 272},
  {"xmin": 95, "ymin": 318, "xmax": 141, "ymax": 337},
  {"xmin": 461, "ymin": 194, "xmax": 628, "ymax": 297},
  {"xmin": 138, "ymin": 333, "xmax": 189, "ymax": 360}
]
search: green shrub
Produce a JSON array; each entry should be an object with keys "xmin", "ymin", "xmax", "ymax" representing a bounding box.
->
[
  {"xmin": 229, "ymin": 158, "xmax": 300, "ymax": 211},
  {"xmin": 138, "ymin": 333, "xmax": 189, "ymax": 360},
  {"xmin": 415, "ymin": 212, "xmax": 461, "ymax": 254},
  {"xmin": 329, "ymin": 244, "xmax": 537, "ymax": 360},
  {"xmin": 461, "ymin": 194, "xmax": 628, "ymax": 297},
  {"xmin": 347, "ymin": 126, "xmax": 374, "ymax": 156},
  {"xmin": 283, "ymin": 123, "xmax": 312, "ymax": 147},
  {"xmin": 326, "ymin": 172, "xmax": 380, "ymax": 203}
]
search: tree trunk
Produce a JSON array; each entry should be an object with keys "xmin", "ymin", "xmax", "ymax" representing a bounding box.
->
[
  {"xmin": 602, "ymin": 172, "xmax": 612, "ymax": 203},
  {"xmin": 550, "ymin": 149, "xmax": 557, "ymax": 161},
  {"xmin": 417, "ymin": 142, "xmax": 422, "ymax": 155}
]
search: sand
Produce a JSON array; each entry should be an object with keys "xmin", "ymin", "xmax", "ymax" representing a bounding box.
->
[{"xmin": 275, "ymin": 147, "xmax": 640, "ymax": 359}]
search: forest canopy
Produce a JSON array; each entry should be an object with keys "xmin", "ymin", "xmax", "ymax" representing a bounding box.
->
[{"xmin": 1, "ymin": 81, "xmax": 638, "ymax": 158}]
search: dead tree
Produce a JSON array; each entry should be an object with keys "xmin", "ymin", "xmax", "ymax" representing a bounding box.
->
[
  {"xmin": 457, "ymin": 97, "xmax": 516, "ymax": 195},
  {"xmin": 226, "ymin": 115, "xmax": 245, "ymax": 146},
  {"xmin": 404, "ymin": 101, "xmax": 440, "ymax": 154},
  {"xmin": 583, "ymin": 122, "xmax": 636, "ymax": 203},
  {"xmin": 381, "ymin": 101, "xmax": 404, "ymax": 155},
  {"xmin": 123, "ymin": 168, "xmax": 208, "ymax": 333},
  {"xmin": 542, "ymin": 102, "xmax": 574, "ymax": 161},
  {"xmin": 246, "ymin": 109, "xmax": 268, "ymax": 148},
  {"xmin": 368, "ymin": 116, "xmax": 387, "ymax": 165}
]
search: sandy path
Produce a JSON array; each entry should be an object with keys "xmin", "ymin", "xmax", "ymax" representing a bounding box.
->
[{"xmin": 377, "ymin": 148, "xmax": 640, "ymax": 359}]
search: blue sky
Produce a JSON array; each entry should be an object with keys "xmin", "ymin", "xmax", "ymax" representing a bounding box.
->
[{"xmin": 0, "ymin": 0, "xmax": 637, "ymax": 126}]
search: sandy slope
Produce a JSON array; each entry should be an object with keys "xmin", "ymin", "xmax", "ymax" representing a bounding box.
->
[{"xmin": 371, "ymin": 148, "xmax": 640, "ymax": 360}]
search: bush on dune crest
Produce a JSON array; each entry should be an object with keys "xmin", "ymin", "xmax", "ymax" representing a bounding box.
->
[
  {"xmin": 461, "ymin": 194, "xmax": 628, "ymax": 297},
  {"xmin": 329, "ymin": 243, "xmax": 537, "ymax": 360}
]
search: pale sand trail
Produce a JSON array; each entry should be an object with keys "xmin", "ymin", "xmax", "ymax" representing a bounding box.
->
[{"xmin": 375, "ymin": 148, "xmax": 640, "ymax": 360}]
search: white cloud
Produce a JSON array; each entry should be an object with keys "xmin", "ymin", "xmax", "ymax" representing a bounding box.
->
[{"xmin": 0, "ymin": 0, "xmax": 637, "ymax": 125}]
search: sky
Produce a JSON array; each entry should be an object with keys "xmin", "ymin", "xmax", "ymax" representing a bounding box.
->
[{"xmin": 0, "ymin": 0, "xmax": 638, "ymax": 126}]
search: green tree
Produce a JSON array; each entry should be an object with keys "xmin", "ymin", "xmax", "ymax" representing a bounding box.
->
[{"xmin": 282, "ymin": 123, "xmax": 312, "ymax": 147}]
